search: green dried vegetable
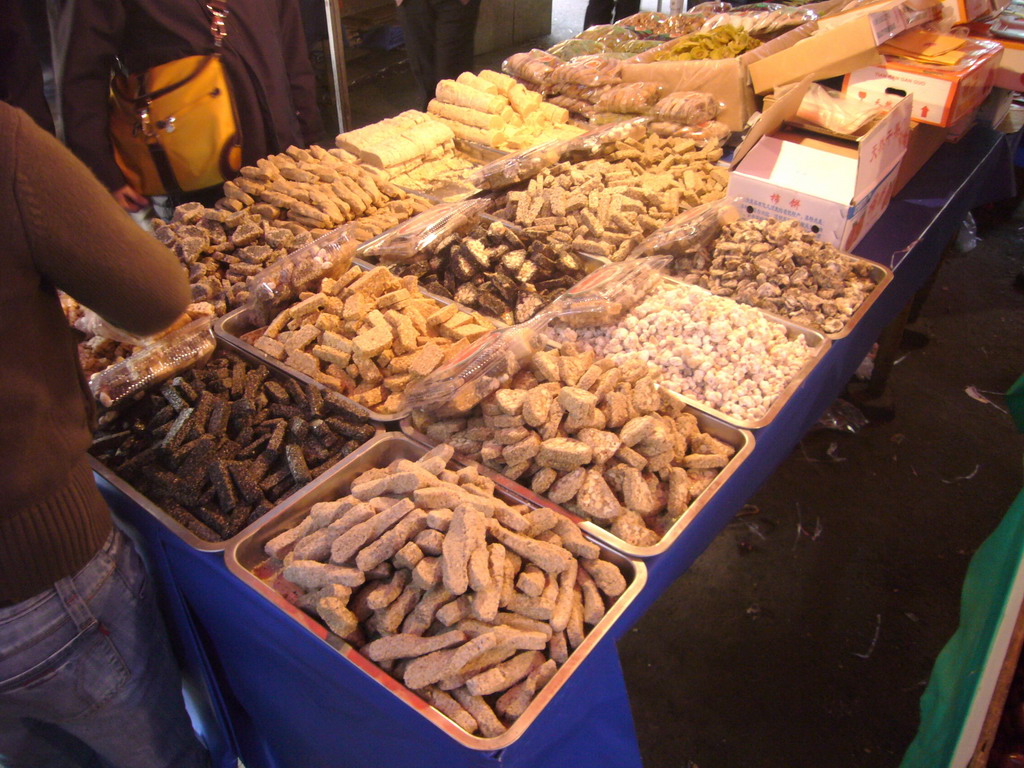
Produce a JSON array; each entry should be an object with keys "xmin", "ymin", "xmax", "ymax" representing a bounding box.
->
[{"xmin": 652, "ymin": 25, "xmax": 761, "ymax": 62}]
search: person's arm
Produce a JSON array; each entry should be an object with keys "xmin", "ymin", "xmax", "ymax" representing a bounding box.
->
[
  {"xmin": 12, "ymin": 107, "xmax": 189, "ymax": 336},
  {"xmin": 57, "ymin": 0, "xmax": 132, "ymax": 193},
  {"xmin": 277, "ymin": 0, "xmax": 327, "ymax": 146}
]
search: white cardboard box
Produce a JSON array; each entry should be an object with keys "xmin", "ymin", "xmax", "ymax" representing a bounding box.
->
[{"xmin": 727, "ymin": 81, "xmax": 913, "ymax": 251}]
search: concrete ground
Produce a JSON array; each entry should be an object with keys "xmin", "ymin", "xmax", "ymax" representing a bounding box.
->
[{"xmin": 341, "ymin": 7, "xmax": 1024, "ymax": 764}]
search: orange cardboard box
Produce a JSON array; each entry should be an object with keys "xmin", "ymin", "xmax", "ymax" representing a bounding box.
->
[
  {"xmin": 842, "ymin": 38, "xmax": 1003, "ymax": 126},
  {"xmin": 970, "ymin": 19, "xmax": 1024, "ymax": 91}
]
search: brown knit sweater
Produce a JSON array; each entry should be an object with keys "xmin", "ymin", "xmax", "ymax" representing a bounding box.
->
[{"xmin": 0, "ymin": 103, "xmax": 190, "ymax": 603}]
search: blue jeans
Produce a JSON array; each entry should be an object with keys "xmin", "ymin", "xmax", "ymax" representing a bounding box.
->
[{"xmin": 0, "ymin": 528, "xmax": 208, "ymax": 768}]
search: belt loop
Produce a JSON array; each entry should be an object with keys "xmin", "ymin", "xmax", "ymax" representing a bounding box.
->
[{"xmin": 53, "ymin": 575, "xmax": 98, "ymax": 634}]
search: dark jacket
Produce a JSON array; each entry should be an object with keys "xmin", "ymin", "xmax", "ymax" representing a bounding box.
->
[
  {"xmin": 58, "ymin": 0, "xmax": 326, "ymax": 191},
  {"xmin": 0, "ymin": 102, "xmax": 190, "ymax": 603}
]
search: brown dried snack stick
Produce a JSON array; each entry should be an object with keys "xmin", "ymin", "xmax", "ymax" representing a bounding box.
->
[
  {"xmin": 452, "ymin": 689, "xmax": 506, "ymax": 738},
  {"xmin": 366, "ymin": 568, "xmax": 412, "ymax": 611},
  {"xmin": 523, "ymin": 508, "xmax": 558, "ymax": 538},
  {"xmin": 485, "ymin": 519, "xmax": 574, "ymax": 574},
  {"xmin": 363, "ymin": 629, "xmax": 468, "ymax": 662},
  {"xmin": 435, "ymin": 595, "xmax": 473, "ymax": 627},
  {"xmin": 575, "ymin": 565, "xmax": 606, "ymax": 626},
  {"xmin": 294, "ymin": 583, "xmax": 351, "ymax": 616},
  {"xmin": 426, "ymin": 508, "xmax": 454, "ymax": 532},
  {"xmin": 551, "ymin": 517, "xmax": 601, "ymax": 560},
  {"xmin": 330, "ymin": 498, "xmax": 416, "ymax": 564},
  {"xmin": 394, "ymin": 541, "xmax": 425, "ymax": 571},
  {"xmin": 282, "ymin": 560, "xmax": 366, "ymax": 590},
  {"xmin": 422, "ymin": 686, "xmax": 478, "ymax": 734},
  {"xmin": 404, "ymin": 647, "xmax": 461, "ymax": 689},
  {"xmin": 265, "ymin": 516, "xmax": 317, "ymax": 559},
  {"xmin": 376, "ymin": 583, "xmax": 424, "ymax": 634},
  {"xmin": 467, "ymin": 547, "xmax": 491, "ymax": 592},
  {"xmin": 548, "ymin": 631, "xmax": 569, "ymax": 664},
  {"xmin": 494, "ymin": 612, "xmax": 553, "ymax": 639},
  {"xmin": 566, "ymin": 588, "xmax": 585, "ymax": 649},
  {"xmin": 496, "ymin": 658, "xmax": 558, "ymax": 722},
  {"xmin": 549, "ymin": 559, "xmax": 578, "ymax": 634},
  {"xmin": 516, "ymin": 564, "xmax": 546, "ymax": 597},
  {"xmin": 402, "ymin": 584, "xmax": 456, "ymax": 636},
  {"xmin": 293, "ymin": 505, "xmax": 376, "ymax": 561},
  {"xmin": 504, "ymin": 591, "xmax": 554, "ymax": 621},
  {"xmin": 466, "ymin": 650, "xmax": 545, "ymax": 697},
  {"xmin": 492, "ymin": 504, "xmax": 531, "ymax": 533},
  {"xmin": 317, "ymin": 596, "xmax": 359, "ymax": 640},
  {"xmin": 413, "ymin": 527, "xmax": 445, "ymax": 556},
  {"xmin": 412, "ymin": 556, "xmax": 443, "ymax": 590},
  {"xmin": 581, "ymin": 558, "xmax": 627, "ymax": 597},
  {"xmin": 442, "ymin": 505, "xmax": 487, "ymax": 595},
  {"xmin": 355, "ymin": 509, "xmax": 428, "ymax": 571}
]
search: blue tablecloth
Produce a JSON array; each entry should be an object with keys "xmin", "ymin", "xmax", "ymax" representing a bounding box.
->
[{"xmin": 98, "ymin": 122, "xmax": 1018, "ymax": 768}]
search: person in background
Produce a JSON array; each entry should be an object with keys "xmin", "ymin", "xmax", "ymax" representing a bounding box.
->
[
  {"xmin": 0, "ymin": 0, "xmax": 55, "ymax": 132},
  {"xmin": 396, "ymin": 0, "xmax": 482, "ymax": 110},
  {"xmin": 583, "ymin": 0, "xmax": 641, "ymax": 30},
  {"xmin": 58, "ymin": 0, "xmax": 326, "ymax": 216},
  {"xmin": 0, "ymin": 100, "xmax": 208, "ymax": 768}
]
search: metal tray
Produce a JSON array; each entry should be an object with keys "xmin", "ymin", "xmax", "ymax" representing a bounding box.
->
[
  {"xmin": 400, "ymin": 408, "xmax": 755, "ymax": 558},
  {"xmin": 89, "ymin": 341, "xmax": 383, "ymax": 552},
  {"xmin": 224, "ymin": 432, "xmax": 646, "ymax": 750},
  {"xmin": 214, "ymin": 258, "xmax": 503, "ymax": 423}
]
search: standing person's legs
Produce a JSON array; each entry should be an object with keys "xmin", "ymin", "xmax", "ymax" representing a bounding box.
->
[
  {"xmin": 432, "ymin": 0, "xmax": 481, "ymax": 88},
  {"xmin": 583, "ymin": 0, "xmax": 616, "ymax": 29},
  {"xmin": 611, "ymin": 0, "xmax": 641, "ymax": 22},
  {"xmin": 397, "ymin": 0, "xmax": 440, "ymax": 110},
  {"xmin": 0, "ymin": 529, "xmax": 208, "ymax": 768}
]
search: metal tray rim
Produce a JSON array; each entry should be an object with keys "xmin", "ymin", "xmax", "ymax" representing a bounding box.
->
[{"xmin": 223, "ymin": 432, "xmax": 647, "ymax": 750}]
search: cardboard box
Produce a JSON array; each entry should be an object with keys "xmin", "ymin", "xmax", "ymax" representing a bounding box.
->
[
  {"xmin": 748, "ymin": 0, "xmax": 941, "ymax": 94},
  {"xmin": 938, "ymin": 0, "xmax": 990, "ymax": 24},
  {"xmin": 970, "ymin": 19, "xmax": 1024, "ymax": 91},
  {"xmin": 727, "ymin": 80, "xmax": 912, "ymax": 250},
  {"xmin": 891, "ymin": 121, "xmax": 948, "ymax": 193},
  {"xmin": 842, "ymin": 38, "xmax": 1003, "ymax": 126}
]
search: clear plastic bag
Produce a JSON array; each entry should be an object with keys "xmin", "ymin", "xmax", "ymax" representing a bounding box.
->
[
  {"xmin": 359, "ymin": 198, "xmax": 491, "ymax": 262},
  {"xmin": 502, "ymin": 49, "xmax": 562, "ymax": 87},
  {"xmin": 563, "ymin": 115, "xmax": 650, "ymax": 157},
  {"xmin": 645, "ymin": 25, "xmax": 762, "ymax": 61},
  {"xmin": 648, "ymin": 119, "xmax": 732, "ymax": 142},
  {"xmin": 89, "ymin": 316, "xmax": 216, "ymax": 408},
  {"xmin": 467, "ymin": 139, "xmax": 565, "ymax": 191},
  {"xmin": 793, "ymin": 83, "xmax": 886, "ymax": 135},
  {"xmin": 576, "ymin": 24, "xmax": 639, "ymax": 47},
  {"xmin": 628, "ymin": 197, "xmax": 740, "ymax": 261},
  {"xmin": 550, "ymin": 254, "xmax": 671, "ymax": 328},
  {"xmin": 650, "ymin": 90, "xmax": 721, "ymax": 124},
  {"xmin": 594, "ymin": 82, "xmax": 664, "ymax": 114},
  {"xmin": 242, "ymin": 225, "xmax": 357, "ymax": 327},
  {"xmin": 547, "ymin": 55, "xmax": 624, "ymax": 87},
  {"xmin": 548, "ymin": 38, "xmax": 606, "ymax": 60},
  {"xmin": 73, "ymin": 307, "xmax": 150, "ymax": 346},
  {"xmin": 700, "ymin": 5, "xmax": 817, "ymax": 35}
]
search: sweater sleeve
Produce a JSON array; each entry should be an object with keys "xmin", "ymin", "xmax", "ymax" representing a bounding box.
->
[
  {"xmin": 12, "ymin": 108, "xmax": 190, "ymax": 336},
  {"xmin": 58, "ymin": 0, "xmax": 128, "ymax": 190},
  {"xmin": 278, "ymin": 0, "xmax": 327, "ymax": 146}
]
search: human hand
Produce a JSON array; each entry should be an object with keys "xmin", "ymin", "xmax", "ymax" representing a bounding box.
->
[{"xmin": 112, "ymin": 184, "xmax": 149, "ymax": 213}]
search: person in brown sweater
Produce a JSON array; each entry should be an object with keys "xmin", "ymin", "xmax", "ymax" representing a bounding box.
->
[{"xmin": 0, "ymin": 102, "xmax": 208, "ymax": 767}]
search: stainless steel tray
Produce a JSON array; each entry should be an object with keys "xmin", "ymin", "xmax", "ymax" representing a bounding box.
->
[
  {"xmin": 224, "ymin": 432, "xmax": 646, "ymax": 750},
  {"xmin": 400, "ymin": 408, "xmax": 754, "ymax": 558},
  {"xmin": 214, "ymin": 258, "xmax": 502, "ymax": 423},
  {"xmin": 89, "ymin": 342, "xmax": 383, "ymax": 552}
]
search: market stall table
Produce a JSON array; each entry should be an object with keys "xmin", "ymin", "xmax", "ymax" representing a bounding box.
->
[{"xmin": 95, "ymin": 121, "xmax": 1018, "ymax": 768}]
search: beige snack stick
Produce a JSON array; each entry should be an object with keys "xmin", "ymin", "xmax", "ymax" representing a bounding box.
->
[
  {"xmin": 465, "ymin": 650, "xmax": 545, "ymax": 696},
  {"xmin": 436, "ymin": 80, "xmax": 507, "ymax": 114},
  {"xmin": 362, "ymin": 629, "xmax": 468, "ymax": 662},
  {"xmin": 495, "ymin": 658, "xmax": 558, "ymax": 720},
  {"xmin": 427, "ymin": 99, "xmax": 504, "ymax": 130}
]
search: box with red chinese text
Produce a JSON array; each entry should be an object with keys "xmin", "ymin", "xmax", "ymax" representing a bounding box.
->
[
  {"xmin": 726, "ymin": 81, "xmax": 912, "ymax": 251},
  {"xmin": 842, "ymin": 38, "xmax": 1003, "ymax": 126}
]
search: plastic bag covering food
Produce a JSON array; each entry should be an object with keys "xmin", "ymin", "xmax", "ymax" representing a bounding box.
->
[
  {"xmin": 628, "ymin": 198, "xmax": 740, "ymax": 261},
  {"xmin": 650, "ymin": 90, "xmax": 720, "ymax": 124},
  {"xmin": 74, "ymin": 306, "xmax": 151, "ymax": 346},
  {"xmin": 468, "ymin": 138, "xmax": 565, "ymax": 190},
  {"xmin": 647, "ymin": 119, "xmax": 732, "ymax": 142},
  {"xmin": 404, "ymin": 257, "xmax": 667, "ymax": 415},
  {"xmin": 594, "ymin": 82, "xmax": 664, "ymax": 114},
  {"xmin": 547, "ymin": 55, "xmax": 624, "ymax": 87},
  {"xmin": 89, "ymin": 316, "xmax": 216, "ymax": 408},
  {"xmin": 359, "ymin": 198, "xmax": 490, "ymax": 263},
  {"xmin": 650, "ymin": 25, "xmax": 761, "ymax": 60},
  {"xmin": 576, "ymin": 24, "xmax": 639, "ymax": 47},
  {"xmin": 614, "ymin": 38, "xmax": 663, "ymax": 55},
  {"xmin": 547, "ymin": 38, "xmax": 605, "ymax": 60},
  {"xmin": 502, "ymin": 49, "xmax": 561, "ymax": 86},
  {"xmin": 700, "ymin": 4, "xmax": 817, "ymax": 35},
  {"xmin": 794, "ymin": 83, "xmax": 888, "ymax": 136},
  {"xmin": 243, "ymin": 225, "xmax": 357, "ymax": 327},
  {"xmin": 563, "ymin": 115, "xmax": 649, "ymax": 157}
]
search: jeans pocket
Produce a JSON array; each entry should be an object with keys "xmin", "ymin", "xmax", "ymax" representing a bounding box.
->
[
  {"xmin": 0, "ymin": 623, "xmax": 130, "ymax": 723},
  {"xmin": 109, "ymin": 535, "xmax": 150, "ymax": 606}
]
